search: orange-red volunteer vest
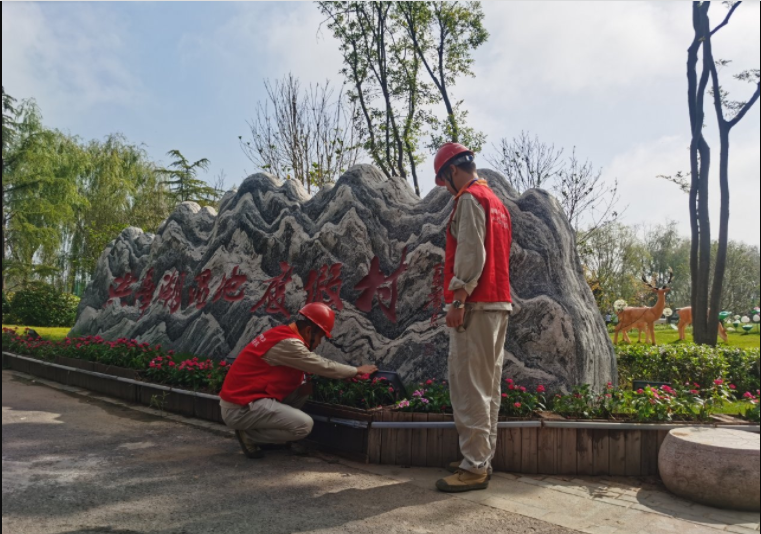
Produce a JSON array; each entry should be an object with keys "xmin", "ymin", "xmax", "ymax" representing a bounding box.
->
[
  {"xmin": 220, "ymin": 325, "xmax": 305, "ymax": 406},
  {"xmin": 444, "ymin": 182, "xmax": 512, "ymax": 304}
]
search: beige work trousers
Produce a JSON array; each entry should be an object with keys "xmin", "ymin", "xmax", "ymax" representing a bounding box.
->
[
  {"xmin": 219, "ymin": 389, "xmax": 313, "ymax": 445},
  {"xmin": 449, "ymin": 309, "xmax": 510, "ymax": 475}
]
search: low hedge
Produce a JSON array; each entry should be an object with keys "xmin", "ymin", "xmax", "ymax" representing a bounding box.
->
[{"xmin": 616, "ymin": 344, "xmax": 760, "ymax": 394}]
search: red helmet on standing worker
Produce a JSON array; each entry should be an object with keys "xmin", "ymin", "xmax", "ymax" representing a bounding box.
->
[
  {"xmin": 434, "ymin": 142, "xmax": 474, "ymax": 186},
  {"xmin": 298, "ymin": 302, "xmax": 335, "ymax": 338}
]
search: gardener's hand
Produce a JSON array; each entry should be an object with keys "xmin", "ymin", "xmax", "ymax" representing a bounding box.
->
[
  {"xmin": 446, "ymin": 307, "xmax": 466, "ymax": 329},
  {"xmin": 356, "ymin": 365, "xmax": 378, "ymax": 376}
]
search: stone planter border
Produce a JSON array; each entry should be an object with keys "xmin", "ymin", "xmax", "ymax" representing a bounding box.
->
[{"xmin": 3, "ymin": 351, "xmax": 758, "ymax": 476}]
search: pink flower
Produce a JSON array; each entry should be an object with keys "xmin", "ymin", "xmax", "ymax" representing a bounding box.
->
[
  {"xmin": 501, "ymin": 393, "xmax": 508, "ymax": 399},
  {"xmin": 219, "ymin": 361, "xmax": 227, "ymax": 367},
  {"xmin": 388, "ymin": 387, "xmax": 394, "ymax": 393},
  {"xmin": 149, "ymin": 362, "xmax": 156, "ymax": 368},
  {"xmin": 637, "ymin": 389, "xmax": 645, "ymax": 394},
  {"xmin": 743, "ymin": 392, "xmax": 755, "ymax": 399},
  {"xmin": 537, "ymin": 385, "xmax": 546, "ymax": 393},
  {"xmin": 508, "ymin": 385, "xmax": 515, "ymax": 391},
  {"xmin": 690, "ymin": 390, "xmax": 700, "ymax": 395},
  {"xmin": 505, "ymin": 378, "xmax": 514, "ymax": 384},
  {"xmin": 426, "ymin": 379, "xmax": 434, "ymax": 386},
  {"xmin": 607, "ymin": 382, "xmax": 614, "ymax": 390},
  {"xmin": 714, "ymin": 379, "xmax": 724, "ymax": 386},
  {"xmin": 519, "ymin": 386, "xmax": 527, "ymax": 393},
  {"xmin": 729, "ymin": 384, "xmax": 737, "ymax": 390},
  {"xmin": 513, "ymin": 402, "xmax": 522, "ymax": 408}
]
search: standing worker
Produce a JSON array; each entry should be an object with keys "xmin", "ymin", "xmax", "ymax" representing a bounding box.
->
[
  {"xmin": 219, "ymin": 302, "xmax": 378, "ymax": 458},
  {"xmin": 434, "ymin": 143, "xmax": 513, "ymax": 493}
]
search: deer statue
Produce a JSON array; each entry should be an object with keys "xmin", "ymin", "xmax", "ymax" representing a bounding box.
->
[
  {"xmin": 614, "ymin": 269, "xmax": 673, "ymax": 345},
  {"xmin": 676, "ymin": 307, "xmax": 728, "ymax": 343},
  {"xmin": 620, "ymin": 320, "xmax": 651, "ymax": 344}
]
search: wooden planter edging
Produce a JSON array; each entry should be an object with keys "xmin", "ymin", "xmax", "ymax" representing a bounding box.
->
[{"xmin": 3, "ymin": 350, "xmax": 759, "ymax": 477}]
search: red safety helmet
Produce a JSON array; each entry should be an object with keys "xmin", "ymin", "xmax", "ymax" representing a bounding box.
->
[
  {"xmin": 298, "ymin": 302, "xmax": 336, "ymax": 338},
  {"xmin": 434, "ymin": 142, "xmax": 474, "ymax": 186}
]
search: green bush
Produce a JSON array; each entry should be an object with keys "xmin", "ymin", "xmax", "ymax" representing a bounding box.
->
[
  {"xmin": 616, "ymin": 344, "xmax": 760, "ymax": 394},
  {"xmin": 1, "ymin": 291, "xmax": 10, "ymax": 323},
  {"xmin": 6, "ymin": 283, "xmax": 80, "ymax": 327}
]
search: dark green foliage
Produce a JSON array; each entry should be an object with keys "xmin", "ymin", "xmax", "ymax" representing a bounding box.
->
[
  {"xmin": 6, "ymin": 283, "xmax": 79, "ymax": 327},
  {"xmin": 616, "ymin": 344, "xmax": 760, "ymax": 394}
]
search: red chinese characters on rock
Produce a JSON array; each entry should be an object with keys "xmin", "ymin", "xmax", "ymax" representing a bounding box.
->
[
  {"xmin": 353, "ymin": 248, "xmax": 408, "ymax": 323},
  {"xmin": 427, "ymin": 263, "xmax": 445, "ymax": 326},
  {"xmin": 251, "ymin": 262, "xmax": 293, "ymax": 318},
  {"xmin": 134, "ymin": 269, "xmax": 156, "ymax": 317},
  {"xmin": 212, "ymin": 266, "xmax": 248, "ymax": 303},
  {"xmin": 305, "ymin": 263, "xmax": 344, "ymax": 310},
  {"xmin": 157, "ymin": 270, "xmax": 186, "ymax": 314},
  {"xmin": 105, "ymin": 273, "xmax": 137, "ymax": 308},
  {"xmin": 188, "ymin": 269, "xmax": 213, "ymax": 309}
]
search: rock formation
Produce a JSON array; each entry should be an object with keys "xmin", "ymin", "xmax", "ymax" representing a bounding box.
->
[{"xmin": 72, "ymin": 164, "xmax": 616, "ymax": 391}]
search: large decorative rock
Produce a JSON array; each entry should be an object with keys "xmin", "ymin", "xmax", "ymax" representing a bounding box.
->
[
  {"xmin": 659, "ymin": 427, "xmax": 760, "ymax": 511},
  {"xmin": 71, "ymin": 164, "xmax": 616, "ymax": 390}
]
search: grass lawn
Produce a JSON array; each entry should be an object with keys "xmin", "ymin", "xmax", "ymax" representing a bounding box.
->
[
  {"xmin": 609, "ymin": 325, "xmax": 760, "ymax": 350},
  {"xmin": 2, "ymin": 324, "xmax": 71, "ymax": 342}
]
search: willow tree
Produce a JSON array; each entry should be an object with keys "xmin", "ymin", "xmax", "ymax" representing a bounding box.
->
[{"xmin": 1, "ymin": 94, "xmax": 86, "ymax": 290}]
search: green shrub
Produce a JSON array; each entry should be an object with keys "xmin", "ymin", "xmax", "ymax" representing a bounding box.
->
[
  {"xmin": 6, "ymin": 283, "xmax": 80, "ymax": 327},
  {"xmin": 616, "ymin": 344, "xmax": 760, "ymax": 394},
  {"xmin": 1, "ymin": 291, "xmax": 10, "ymax": 323}
]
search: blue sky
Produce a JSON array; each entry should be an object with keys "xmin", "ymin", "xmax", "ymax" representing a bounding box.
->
[{"xmin": 3, "ymin": 1, "xmax": 760, "ymax": 245}]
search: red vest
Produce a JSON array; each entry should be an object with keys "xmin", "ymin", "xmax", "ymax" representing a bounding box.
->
[
  {"xmin": 219, "ymin": 325, "xmax": 306, "ymax": 406},
  {"xmin": 444, "ymin": 182, "xmax": 512, "ymax": 304}
]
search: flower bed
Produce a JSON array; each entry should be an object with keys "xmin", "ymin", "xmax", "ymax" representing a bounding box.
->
[
  {"xmin": 3, "ymin": 326, "xmax": 759, "ymax": 423},
  {"xmin": 3, "ymin": 349, "xmax": 758, "ymax": 476},
  {"xmin": 2, "ymin": 327, "xmax": 229, "ymax": 394}
]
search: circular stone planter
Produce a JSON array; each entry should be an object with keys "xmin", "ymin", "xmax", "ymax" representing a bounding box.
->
[{"xmin": 659, "ymin": 427, "xmax": 760, "ymax": 512}]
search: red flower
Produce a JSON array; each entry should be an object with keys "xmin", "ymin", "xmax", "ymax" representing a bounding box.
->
[
  {"xmin": 501, "ymin": 393, "xmax": 508, "ymax": 398},
  {"xmin": 508, "ymin": 384, "xmax": 515, "ymax": 391},
  {"xmin": 714, "ymin": 379, "xmax": 724, "ymax": 386},
  {"xmin": 219, "ymin": 361, "xmax": 227, "ymax": 367},
  {"xmin": 690, "ymin": 390, "xmax": 699, "ymax": 395},
  {"xmin": 505, "ymin": 378, "xmax": 514, "ymax": 384},
  {"xmin": 537, "ymin": 385, "xmax": 546, "ymax": 393},
  {"xmin": 729, "ymin": 384, "xmax": 737, "ymax": 390},
  {"xmin": 513, "ymin": 402, "xmax": 522, "ymax": 408},
  {"xmin": 426, "ymin": 380, "xmax": 434, "ymax": 386},
  {"xmin": 388, "ymin": 387, "xmax": 395, "ymax": 393}
]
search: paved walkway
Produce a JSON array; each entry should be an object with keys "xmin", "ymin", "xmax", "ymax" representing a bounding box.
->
[{"xmin": 3, "ymin": 370, "xmax": 759, "ymax": 534}]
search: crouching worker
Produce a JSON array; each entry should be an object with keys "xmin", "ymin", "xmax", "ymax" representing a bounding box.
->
[{"xmin": 219, "ymin": 302, "xmax": 378, "ymax": 459}]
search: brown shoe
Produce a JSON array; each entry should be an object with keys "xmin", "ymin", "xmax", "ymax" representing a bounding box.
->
[
  {"xmin": 447, "ymin": 461, "xmax": 492, "ymax": 480},
  {"xmin": 436, "ymin": 470, "xmax": 489, "ymax": 493},
  {"xmin": 235, "ymin": 430, "xmax": 264, "ymax": 459}
]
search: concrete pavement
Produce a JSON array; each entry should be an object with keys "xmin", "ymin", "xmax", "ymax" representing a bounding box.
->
[{"xmin": 3, "ymin": 370, "xmax": 759, "ymax": 534}]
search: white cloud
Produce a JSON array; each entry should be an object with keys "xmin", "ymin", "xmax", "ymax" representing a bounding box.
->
[
  {"xmin": 2, "ymin": 3, "xmax": 143, "ymax": 122},
  {"xmin": 179, "ymin": 3, "xmax": 345, "ymax": 87},
  {"xmin": 609, "ymin": 134, "xmax": 761, "ymax": 246}
]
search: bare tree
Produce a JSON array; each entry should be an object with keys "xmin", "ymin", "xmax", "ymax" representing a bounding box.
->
[
  {"xmin": 240, "ymin": 74, "xmax": 363, "ymax": 194},
  {"xmin": 485, "ymin": 131, "xmax": 564, "ymax": 192},
  {"xmin": 486, "ymin": 132, "xmax": 621, "ymax": 248},
  {"xmin": 558, "ymin": 149, "xmax": 621, "ymax": 247}
]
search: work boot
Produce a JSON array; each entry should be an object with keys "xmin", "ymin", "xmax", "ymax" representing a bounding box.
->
[
  {"xmin": 235, "ymin": 430, "xmax": 264, "ymax": 459},
  {"xmin": 447, "ymin": 461, "xmax": 492, "ymax": 480},
  {"xmin": 436, "ymin": 470, "xmax": 489, "ymax": 493}
]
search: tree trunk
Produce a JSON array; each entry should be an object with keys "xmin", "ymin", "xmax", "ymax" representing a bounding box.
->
[{"xmin": 708, "ymin": 126, "xmax": 731, "ymax": 346}]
